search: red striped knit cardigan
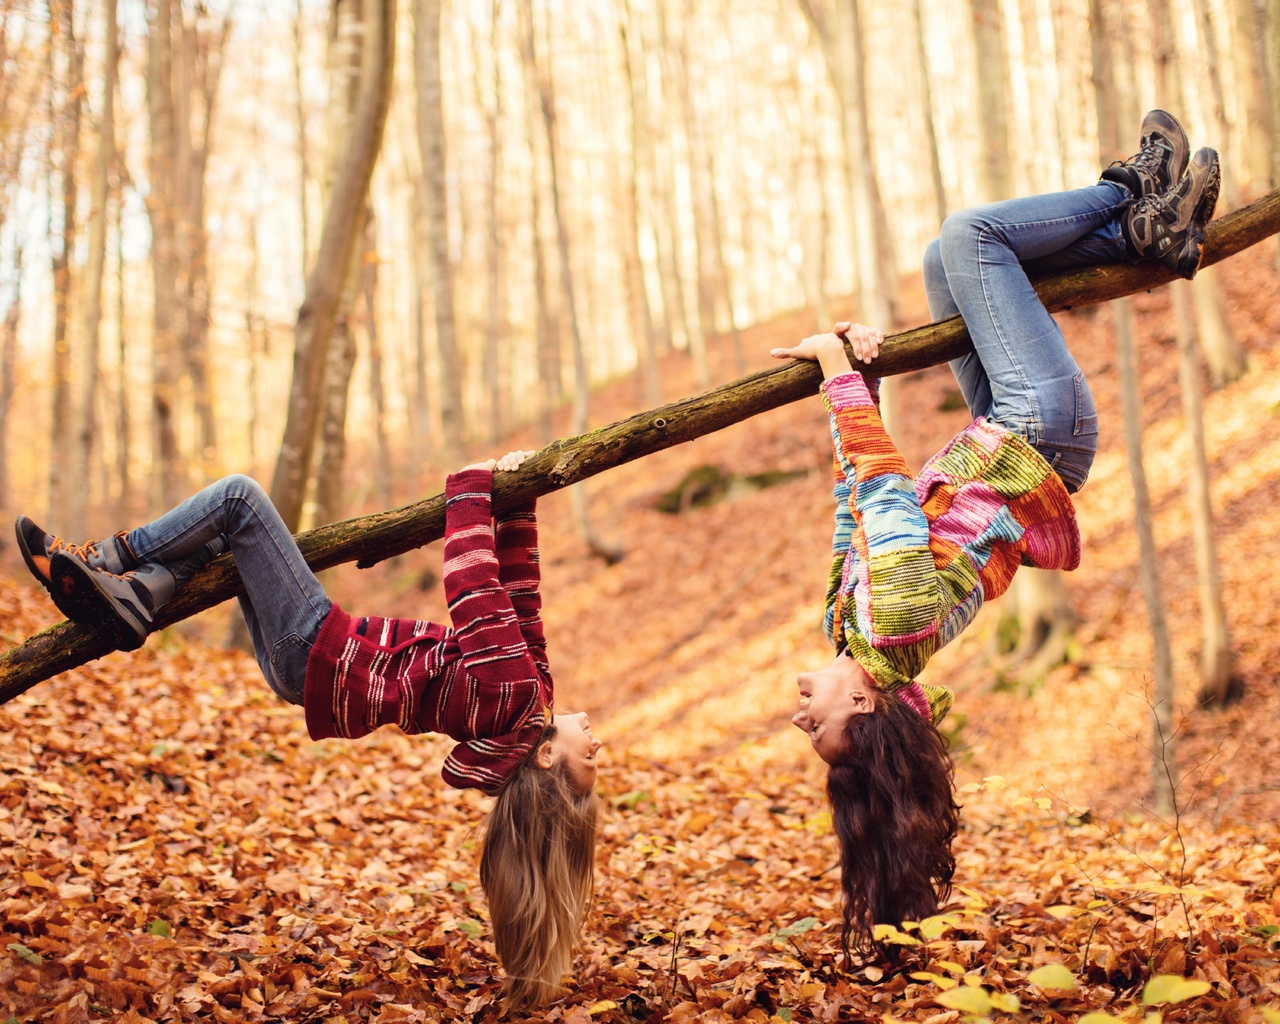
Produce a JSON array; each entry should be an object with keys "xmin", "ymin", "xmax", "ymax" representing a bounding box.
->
[{"xmin": 303, "ymin": 468, "xmax": 551, "ymax": 793}]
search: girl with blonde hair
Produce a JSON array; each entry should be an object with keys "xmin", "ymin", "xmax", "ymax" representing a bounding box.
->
[{"xmin": 18, "ymin": 449, "xmax": 600, "ymax": 1008}]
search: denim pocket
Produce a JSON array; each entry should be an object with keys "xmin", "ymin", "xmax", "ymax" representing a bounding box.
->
[
  {"xmin": 1072, "ymin": 370, "xmax": 1099, "ymax": 441},
  {"xmin": 268, "ymin": 633, "xmax": 312, "ymax": 705}
]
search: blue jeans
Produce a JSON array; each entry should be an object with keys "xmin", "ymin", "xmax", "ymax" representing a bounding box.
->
[
  {"xmin": 922, "ymin": 182, "xmax": 1131, "ymax": 492},
  {"xmin": 123, "ymin": 475, "xmax": 332, "ymax": 704}
]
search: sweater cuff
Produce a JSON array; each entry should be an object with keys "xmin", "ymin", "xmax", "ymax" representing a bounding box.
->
[
  {"xmin": 820, "ymin": 371, "xmax": 878, "ymax": 409},
  {"xmin": 445, "ymin": 467, "xmax": 494, "ymax": 498}
]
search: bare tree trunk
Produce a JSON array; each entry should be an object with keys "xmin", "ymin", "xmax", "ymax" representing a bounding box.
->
[
  {"xmin": 313, "ymin": 308, "xmax": 358, "ymax": 526},
  {"xmin": 114, "ymin": 188, "xmax": 130, "ymax": 522},
  {"xmin": 178, "ymin": 10, "xmax": 231, "ymax": 478},
  {"xmin": 146, "ymin": 0, "xmax": 185, "ymax": 510},
  {"xmin": 658, "ymin": 1, "xmax": 709, "ymax": 388},
  {"xmin": 1149, "ymin": 0, "xmax": 1236, "ymax": 714},
  {"xmin": 476, "ymin": 1, "xmax": 507, "ymax": 443},
  {"xmin": 619, "ymin": 4, "xmax": 661, "ymax": 407},
  {"xmin": 1117, "ymin": 297, "xmax": 1177, "ymax": 816},
  {"xmin": 1191, "ymin": 267, "xmax": 1247, "ymax": 385},
  {"xmin": 970, "ymin": 0, "xmax": 1014, "ymax": 202},
  {"xmin": 0, "ymin": 246, "xmax": 21, "ymax": 518},
  {"xmin": 363, "ymin": 218, "xmax": 393, "ymax": 511},
  {"xmin": 1261, "ymin": 0, "xmax": 1280, "ymax": 270},
  {"xmin": 673, "ymin": 8, "xmax": 718, "ymax": 368},
  {"xmin": 1231, "ymin": 0, "xmax": 1274, "ymax": 190},
  {"xmin": 269, "ymin": 0, "xmax": 395, "ymax": 532},
  {"xmin": 49, "ymin": 0, "xmax": 84, "ymax": 528},
  {"xmin": 1193, "ymin": 0, "xmax": 1241, "ymax": 210},
  {"xmin": 525, "ymin": 2, "xmax": 622, "ymax": 564},
  {"xmin": 518, "ymin": 1, "xmax": 559, "ymax": 442},
  {"xmin": 71, "ymin": 0, "xmax": 118, "ymax": 539},
  {"xmin": 408, "ymin": 177, "xmax": 432, "ymax": 460},
  {"xmin": 913, "ymin": 0, "xmax": 947, "ymax": 225},
  {"xmin": 294, "ymin": 0, "xmax": 312, "ymax": 269},
  {"xmin": 1174, "ymin": 299, "xmax": 1233, "ymax": 704},
  {"xmin": 415, "ymin": 0, "xmax": 464, "ymax": 463},
  {"xmin": 311, "ymin": 0, "xmax": 373, "ymax": 527},
  {"xmin": 798, "ymin": 0, "xmax": 900, "ymax": 430}
]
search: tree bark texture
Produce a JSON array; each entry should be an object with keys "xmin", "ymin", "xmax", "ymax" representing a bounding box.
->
[
  {"xmin": 71, "ymin": 0, "xmax": 118, "ymax": 540},
  {"xmin": 1, "ymin": 189, "xmax": 1278, "ymax": 703},
  {"xmin": 415, "ymin": 0, "xmax": 464, "ymax": 464},
  {"xmin": 268, "ymin": 0, "xmax": 395, "ymax": 531},
  {"xmin": 1114, "ymin": 294, "xmax": 1177, "ymax": 817},
  {"xmin": 49, "ymin": 0, "xmax": 83, "ymax": 528}
]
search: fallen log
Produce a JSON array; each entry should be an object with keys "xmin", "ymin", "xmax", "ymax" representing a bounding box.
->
[{"xmin": 3, "ymin": 187, "xmax": 1279, "ymax": 704}]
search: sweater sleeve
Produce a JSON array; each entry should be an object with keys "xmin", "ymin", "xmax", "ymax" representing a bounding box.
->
[
  {"xmin": 443, "ymin": 470, "xmax": 547, "ymax": 700},
  {"xmin": 494, "ymin": 502, "xmax": 548, "ymax": 673},
  {"xmin": 822, "ymin": 372, "xmax": 941, "ymax": 677}
]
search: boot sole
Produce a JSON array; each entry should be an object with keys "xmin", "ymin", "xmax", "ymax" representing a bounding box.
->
[
  {"xmin": 14, "ymin": 516, "xmax": 53, "ymax": 593},
  {"xmin": 48, "ymin": 554, "xmax": 147, "ymax": 650},
  {"xmin": 1171, "ymin": 161, "xmax": 1220, "ymax": 280}
]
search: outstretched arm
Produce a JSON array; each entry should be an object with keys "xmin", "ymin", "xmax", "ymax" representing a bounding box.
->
[
  {"xmin": 442, "ymin": 462, "xmax": 546, "ymax": 695},
  {"xmin": 774, "ymin": 327, "xmax": 941, "ymax": 670},
  {"xmin": 490, "ymin": 450, "xmax": 549, "ymax": 673}
]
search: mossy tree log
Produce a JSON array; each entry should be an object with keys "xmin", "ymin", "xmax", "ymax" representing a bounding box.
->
[{"xmin": 3, "ymin": 188, "xmax": 1279, "ymax": 704}]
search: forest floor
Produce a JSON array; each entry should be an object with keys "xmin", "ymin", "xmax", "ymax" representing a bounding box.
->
[{"xmin": 2, "ymin": 241, "xmax": 1280, "ymax": 1023}]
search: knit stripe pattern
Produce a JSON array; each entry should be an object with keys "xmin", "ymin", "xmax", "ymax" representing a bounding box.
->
[
  {"xmin": 821, "ymin": 371, "xmax": 1080, "ymax": 725},
  {"xmin": 304, "ymin": 468, "xmax": 551, "ymax": 793}
]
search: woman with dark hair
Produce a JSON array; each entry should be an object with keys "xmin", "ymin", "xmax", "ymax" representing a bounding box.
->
[
  {"xmin": 770, "ymin": 111, "xmax": 1219, "ymax": 959},
  {"xmin": 16, "ymin": 450, "xmax": 600, "ymax": 1009}
]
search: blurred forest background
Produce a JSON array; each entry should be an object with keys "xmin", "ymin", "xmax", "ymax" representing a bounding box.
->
[
  {"xmin": 0, "ymin": 0, "xmax": 1276, "ymax": 530},
  {"xmin": 3, "ymin": 0, "xmax": 1280, "ymax": 1019}
]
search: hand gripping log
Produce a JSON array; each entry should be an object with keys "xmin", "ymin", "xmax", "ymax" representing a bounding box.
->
[{"xmin": 3, "ymin": 188, "xmax": 1279, "ymax": 705}]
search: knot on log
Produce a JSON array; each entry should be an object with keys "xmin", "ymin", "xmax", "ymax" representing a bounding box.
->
[
  {"xmin": 550, "ymin": 454, "xmax": 578, "ymax": 486},
  {"xmin": 652, "ymin": 416, "xmax": 668, "ymax": 429}
]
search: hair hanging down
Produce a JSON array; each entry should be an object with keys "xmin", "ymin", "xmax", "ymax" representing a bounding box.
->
[
  {"xmin": 826, "ymin": 688, "xmax": 960, "ymax": 960},
  {"xmin": 479, "ymin": 723, "xmax": 601, "ymax": 1009}
]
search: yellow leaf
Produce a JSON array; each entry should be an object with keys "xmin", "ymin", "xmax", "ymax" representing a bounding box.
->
[
  {"xmin": 22, "ymin": 871, "xmax": 53, "ymax": 890},
  {"xmin": 989, "ymin": 991, "xmax": 1020, "ymax": 1013},
  {"xmin": 1046, "ymin": 905, "xmax": 1079, "ymax": 919},
  {"xmin": 909, "ymin": 971, "xmax": 958, "ymax": 990},
  {"xmin": 587, "ymin": 1000, "xmax": 617, "ymax": 1015},
  {"xmin": 1258, "ymin": 1009, "xmax": 1280, "ymax": 1024},
  {"xmin": 797, "ymin": 982, "xmax": 825, "ymax": 1000},
  {"xmin": 1027, "ymin": 964, "xmax": 1077, "ymax": 990},
  {"xmin": 1035, "ymin": 797, "xmax": 1053, "ymax": 809},
  {"xmin": 919, "ymin": 913, "xmax": 962, "ymax": 939},
  {"xmin": 1078, "ymin": 1015, "xmax": 1127, "ymax": 1024},
  {"xmin": 982, "ymin": 775, "xmax": 1007, "ymax": 790},
  {"xmin": 954, "ymin": 885, "xmax": 989, "ymax": 908},
  {"xmin": 936, "ymin": 986, "xmax": 991, "ymax": 1014},
  {"xmin": 872, "ymin": 923, "xmax": 920, "ymax": 946},
  {"xmin": 933, "ymin": 960, "xmax": 966, "ymax": 976},
  {"xmin": 1142, "ymin": 975, "xmax": 1210, "ymax": 1005}
]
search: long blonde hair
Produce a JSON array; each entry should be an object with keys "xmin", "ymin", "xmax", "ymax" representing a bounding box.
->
[{"xmin": 479, "ymin": 725, "xmax": 601, "ymax": 1009}]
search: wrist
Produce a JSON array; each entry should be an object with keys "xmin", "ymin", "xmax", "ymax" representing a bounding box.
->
[{"xmin": 815, "ymin": 336, "xmax": 854, "ymax": 379}]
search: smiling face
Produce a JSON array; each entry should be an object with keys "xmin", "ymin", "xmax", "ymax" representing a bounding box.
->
[
  {"xmin": 792, "ymin": 651, "xmax": 878, "ymax": 763},
  {"xmin": 538, "ymin": 712, "xmax": 601, "ymax": 792}
]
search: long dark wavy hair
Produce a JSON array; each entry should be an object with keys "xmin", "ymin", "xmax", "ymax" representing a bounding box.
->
[{"xmin": 826, "ymin": 686, "xmax": 960, "ymax": 960}]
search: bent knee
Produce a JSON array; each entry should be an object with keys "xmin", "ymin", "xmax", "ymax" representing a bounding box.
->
[{"xmin": 220, "ymin": 473, "xmax": 269, "ymax": 505}]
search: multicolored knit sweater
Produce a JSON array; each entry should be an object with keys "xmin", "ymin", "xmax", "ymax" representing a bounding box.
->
[
  {"xmin": 822, "ymin": 371, "xmax": 1081, "ymax": 725},
  {"xmin": 304, "ymin": 468, "xmax": 551, "ymax": 793}
]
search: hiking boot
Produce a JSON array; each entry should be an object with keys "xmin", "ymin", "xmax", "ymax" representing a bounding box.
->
[
  {"xmin": 47, "ymin": 553, "xmax": 175, "ymax": 649},
  {"xmin": 14, "ymin": 515, "xmax": 135, "ymax": 592},
  {"xmin": 1121, "ymin": 147, "xmax": 1220, "ymax": 280},
  {"xmin": 1101, "ymin": 109, "xmax": 1189, "ymax": 198}
]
